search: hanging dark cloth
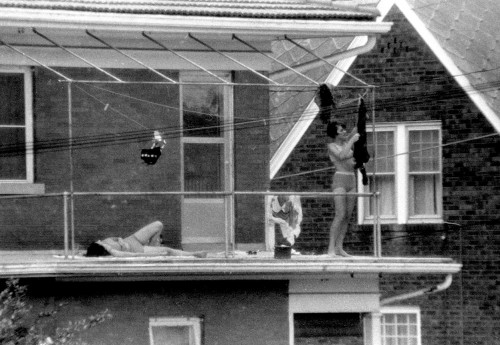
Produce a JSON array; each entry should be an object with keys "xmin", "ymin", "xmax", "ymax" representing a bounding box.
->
[
  {"xmin": 141, "ymin": 147, "xmax": 162, "ymax": 165},
  {"xmin": 353, "ymin": 97, "xmax": 370, "ymax": 185},
  {"xmin": 315, "ymin": 84, "xmax": 336, "ymax": 124},
  {"xmin": 140, "ymin": 131, "xmax": 166, "ymax": 165}
]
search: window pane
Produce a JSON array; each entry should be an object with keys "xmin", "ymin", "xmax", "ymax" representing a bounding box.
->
[
  {"xmin": 366, "ymin": 131, "xmax": 394, "ymax": 173},
  {"xmin": 151, "ymin": 325, "xmax": 190, "ymax": 345},
  {"xmin": 382, "ymin": 313, "xmax": 419, "ymax": 345},
  {"xmin": 366, "ymin": 175, "xmax": 395, "ymax": 217},
  {"xmin": 183, "ymin": 83, "xmax": 223, "ymax": 138},
  {"xmin": 409, "ymin": 130, "xmax": 439, "ymax": 172},
  {"xmin": 0, "ymin": 73, "xmax": 25, "ymax": 125},
  {"xmin": 409, "ymin": 174, "xmax": 438, "ymax": 216},
  {"xmin": 0, "ymin": 127, "xmax": 26, "ymax": 179},
  {"xmin": 184, "ymin": 143, "xmax": 223, "ymax": 191},
  {"xmin": 396, "ymin": 315, "xmax": 407, "ymax": 323}
]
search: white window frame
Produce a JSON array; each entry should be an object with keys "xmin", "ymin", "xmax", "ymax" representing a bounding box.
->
[
  {"xmin": 0, "ymin": 66, "xmax": 44, "ymax": 194},
  {"xmin": 179, "ymin": 71, "xmax": 234, "ymax": 247},
  {"xmin": 0, "ymin": 66, "xmax": 33, "ymax": 182},
  {"xmin": 358, "ymin": 121, "xmax": 442, "ymax": 225},
  {"xmin": 380, "ymin": 306, "xmax": 421, "ymax": 345},
  {"xmin": 149, "ymin": 317, "xmax": 202, "ymax": 345}
]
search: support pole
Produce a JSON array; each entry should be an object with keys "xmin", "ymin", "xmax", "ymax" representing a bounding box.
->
[
  {"xmin": 188, "ymin": 34, "xmax": 279, "ymax": 85},
  {"xmin": 63, "ymin": 191, "xmax": 69, "ymax": 259},
  {"xmin": 67, "ymin": 82, "xmax": 76, "ymax": 258},
  {"xmin": 33, "ymin": 28, "xmax": 123, "ymax": 82},
  {"xmin": 142, "ymin": 32, "xmax": 229, "ymax": 84},
  {"xmin": 232, "ymin": 34, "xmax": 319, "ymax": 85},
  {"xmin": 370, "ymin": 87, "xmax": 382, "ymax": 257},
  {"xmin": 86, "ymin": 30, "xmax": 178, "ymax": 84}
]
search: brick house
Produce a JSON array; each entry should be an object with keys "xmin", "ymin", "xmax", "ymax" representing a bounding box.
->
[
  {"xmin": 271, "ymin": 0, "xmax": 499, "ymax": 344},
  {"xmin": 0, "ymin": 1, "xmax": 474, "ymax": 345}
]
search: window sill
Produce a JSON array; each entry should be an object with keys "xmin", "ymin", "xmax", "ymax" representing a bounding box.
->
[{"xmin": 0, "ymin": 182, "xmax": 45, "ymax": 195}]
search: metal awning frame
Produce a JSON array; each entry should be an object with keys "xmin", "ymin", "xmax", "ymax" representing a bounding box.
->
[
  {"xmin": 0, "ymin": 28, "xmax": 373, "ymax": 88},
  {"xmin": 0, "ymin": 26, "xmax": 380, "ymax": 257}
]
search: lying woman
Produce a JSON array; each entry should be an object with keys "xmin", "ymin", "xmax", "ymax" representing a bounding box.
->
[{"xmin": 85, "ymin": 221, "xmax": 207, "ymax": 258}]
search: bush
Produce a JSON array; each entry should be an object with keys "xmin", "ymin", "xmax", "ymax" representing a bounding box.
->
[{"xmin": 0, "ymin": 279, "xmax": 112, "ymax": 345}]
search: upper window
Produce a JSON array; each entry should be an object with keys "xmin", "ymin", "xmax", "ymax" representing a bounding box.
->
[
  {"xmin": 381, "ymin": 307, "xmax": 421, "ymax": 345},
  {"xmin": 180, "ymin": 71, "xmax": 232, "ymax": 193},
  {"xmin": 149, "ymin": 317, "xmax": 202, "ymax": 345},
  {"xmin": 0, "ymin": 67, "xmax": 33, "ymax": 182},
  {"xmin": 359, "ymin": 122, "xmax": 442, "ymax": 224}
]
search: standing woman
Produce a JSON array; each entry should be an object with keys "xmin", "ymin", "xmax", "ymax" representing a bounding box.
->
[{"xmin": 327, "ymin": 122, "xmax": 360, "ymax": 256}]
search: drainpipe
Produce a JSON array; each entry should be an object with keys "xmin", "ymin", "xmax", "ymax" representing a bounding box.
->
[
  {"xmin": 270, "ymin": 36, "xmax": 377, "ymax": 81},
  {"xmin": 380, "ymin": 274, "xmax": 453, "ymax": 305}
]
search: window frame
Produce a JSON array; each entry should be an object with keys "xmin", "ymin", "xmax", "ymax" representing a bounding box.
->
[
  {"xmin": 0, "ymin": 66, "xmax": 44, "ymax": 194},
  {"xmin": 149, "ymin": 316, "xmax": 203, "ymax": 345},
  {"xmin": 380, "ymin": 306, "xmax": 422, "ymax": 345},
  {"xmin": 358, "ymin": 121, "xmax": 443, "ymax": 225}
]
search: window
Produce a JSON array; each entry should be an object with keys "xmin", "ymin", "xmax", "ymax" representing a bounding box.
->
[
  {"xmin": 381, "ymin": 307, "xmax": 421, "ymax": 345},
  {"xmin": 359, "ymin": 122, "xmax": 442, "ymax": 224},
  {"xmin": 149, "ymin": 317, "xmax": 202, "ymax": 345},
  {"xmin": 0, "ymin": 67, "xmax": 33, "ymax": 182},
  {"xmin": 180, "ymin": 71, "xmax": 232, "ymax": 194},
  {"xmin": 180, "ymin": 71, "xmax": 233, "ymax": 249}
]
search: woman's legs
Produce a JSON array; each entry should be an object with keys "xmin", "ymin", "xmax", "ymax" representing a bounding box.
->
[
  {"xmin": 143, "ymin": 245, "xmax": 207, "ymax": 258},
  {"xmin": 334, "ymin": 189, "xmax": 356, "ymax": 256},
  {"xmin": 128, "ymin": 221, "xmax": 163, "ymax": 246},
  {"xmin": 328, "ymin": 189, "xmax": 347, "ymax": 255}
]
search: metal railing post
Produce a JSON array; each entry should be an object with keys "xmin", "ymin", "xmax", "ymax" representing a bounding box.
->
[{"xmin": 63, "ymin": 191, "xmax": 69, "ymax": 258}]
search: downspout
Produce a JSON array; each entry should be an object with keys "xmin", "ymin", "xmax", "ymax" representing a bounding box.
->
[
  {"xmin": 270, "ymin": 36, "xmax": 377, "ymax": 81},
  {"xmin": 380, "ymin": 274, "xmax": 453, "ymax": 305}
]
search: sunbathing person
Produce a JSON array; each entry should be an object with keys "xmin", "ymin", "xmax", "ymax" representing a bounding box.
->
[{"xmin": 85, "ymin": 221, "xmax": 207, "ymax": 258}]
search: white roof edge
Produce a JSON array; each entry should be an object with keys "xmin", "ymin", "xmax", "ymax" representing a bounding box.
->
[
  {"xmin": 270, "ymin": 0, "xmax": 395, "ymax": 179},
  {"xmin": 0, "ymin": 8, "xmax": 392, "ymax": 37},
  {"xmin": 396, "ymin": 0, "xmax": 500, "ymax": 133}
]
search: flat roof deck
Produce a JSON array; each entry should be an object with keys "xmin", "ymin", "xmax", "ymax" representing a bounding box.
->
[{"xmin": 0, "ymin": 250, "xmax": 462, "ymax": 280}]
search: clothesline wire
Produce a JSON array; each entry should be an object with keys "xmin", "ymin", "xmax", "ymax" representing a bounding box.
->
[
  {"xmin": 273, "ymin": 132, "xmax": 499, "ymax": 180},
  {"xmin": 0, "ymin": 69, "xmax": 498, "ymax": 155},
  {"xmin": 0, "ymin": 79, "xmax": 497, "ymax": 155}
]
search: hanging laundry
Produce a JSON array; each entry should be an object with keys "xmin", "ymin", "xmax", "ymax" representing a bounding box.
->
[
  {"xmin": 353, "ymin": 97, "xmax": 370, "ymax": 185},
  {"xmin": 269, "ymin": 195, "xmax": 302, "ymax": 246},
  {"xmin": 315, "ymin": 83, "xmax": 336, "ymax": 124},
  {"xmin": 141, "ymin": 130, "xmax": 166, "ymax": 165}
]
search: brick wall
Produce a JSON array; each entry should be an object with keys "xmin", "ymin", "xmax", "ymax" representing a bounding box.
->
[
  {"xmin": 272, "ymin": 7, "xmax": 499, "ymax": 345},
  {"xmin": 17, "ymin": 278, "xmax": 289, "ymax": 345}
]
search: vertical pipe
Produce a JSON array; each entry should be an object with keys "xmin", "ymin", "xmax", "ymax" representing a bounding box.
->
[
  {"xmin": 224, "ymin": 82, "xmax": 235, "ymax": 257},
  {"xmin": 63, "ymin": 191, "xmax": 69, "ymax": 259},
  {"xmin": 371, "ymin": 87, "xmax": 382, "ymax": 257},
  {"xmin": 67, "ymin": 82, "xmax": 76, "ymax": 258}
]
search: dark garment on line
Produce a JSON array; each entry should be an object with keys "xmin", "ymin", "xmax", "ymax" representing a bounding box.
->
[{"xmin": 353, "ymin": 98, "xmax": 370, "ymax": 185}]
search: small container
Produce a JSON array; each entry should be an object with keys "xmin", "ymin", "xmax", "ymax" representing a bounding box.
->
[{"xmin": 274, "ymin": 245, "xmax": 292, "ymax": 259}]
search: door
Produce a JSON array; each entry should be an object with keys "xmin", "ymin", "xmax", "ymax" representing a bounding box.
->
[{"xmin": 180, "ymin": 71, "xmax": 233, "ymax": 251}]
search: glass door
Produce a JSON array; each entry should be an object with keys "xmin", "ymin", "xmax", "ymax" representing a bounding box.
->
[{"xmin": 180, "ymin": 71, "xmax": 233, "ymax": 251}]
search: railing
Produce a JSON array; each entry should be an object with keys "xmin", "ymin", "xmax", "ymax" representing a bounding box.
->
[{"xmin": 0, "ymin": 190, "xmax": 381, "ymax": 259}]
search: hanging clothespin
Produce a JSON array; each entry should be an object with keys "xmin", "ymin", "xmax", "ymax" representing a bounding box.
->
[{"xmin": 151, "ymin": 130, "xmax": 166, "ymax": 149}]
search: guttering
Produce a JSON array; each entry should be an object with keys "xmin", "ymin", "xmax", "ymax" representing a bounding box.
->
[
  {"xmin": 306, "ymin": 0, "xmax": 380, "ymax": 16},
  {"xmin": 380, "ymin": 274, "xmax": 453, "ymax": 305},
  {"xmin": 0, "ymin": 8, "xmax": 392, "ymax": 38}
]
